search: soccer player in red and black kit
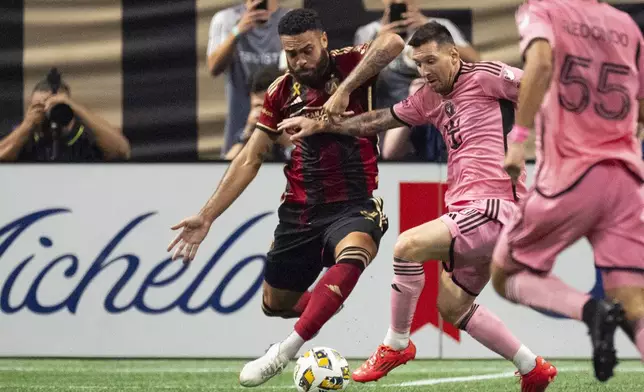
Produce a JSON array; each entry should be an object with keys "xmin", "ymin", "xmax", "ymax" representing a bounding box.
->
[{"xmin": 167, "ymin": 9, "xmax": 405, "ymax": 387}]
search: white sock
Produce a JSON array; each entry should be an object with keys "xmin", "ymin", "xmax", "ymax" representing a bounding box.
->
[
  {"xmin": 383, "ymin": 327, "xmax": 410, "ymax": 351},
  {"xmin": 279, "ymin": 331, "xmax": 305, "ymax": 359},
  {"xmin": 512, "ymin": 344, "xmax": 537, "ymax": 375}
]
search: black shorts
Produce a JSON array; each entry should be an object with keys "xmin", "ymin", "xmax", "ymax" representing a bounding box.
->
[{"xmin": 264, "ymin": 197, "xmax": 388, "ymax": 292}]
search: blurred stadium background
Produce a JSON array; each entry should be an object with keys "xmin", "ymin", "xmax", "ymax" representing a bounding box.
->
[
  {"xmin": 3, "ymin": 0, "xmax": 641, "ymax": 160},
  {"xmin": 1, "ymin": 1, "xmax": 643, "ymax": 391}
]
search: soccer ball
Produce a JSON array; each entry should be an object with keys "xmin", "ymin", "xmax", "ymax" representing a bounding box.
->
[{"xmin": 293, "ymin": 347, "xmax": 351, "ymax": 392}]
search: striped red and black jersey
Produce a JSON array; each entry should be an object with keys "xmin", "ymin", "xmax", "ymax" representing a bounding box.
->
[{"xmin": 256, "ymin": 43, "xmax": 379, "ymax": 205}]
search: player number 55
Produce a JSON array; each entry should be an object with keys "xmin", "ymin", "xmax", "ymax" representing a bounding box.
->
[{"xmin": 558, "ymin": 54, "xmax": 631, "ymax": 121}]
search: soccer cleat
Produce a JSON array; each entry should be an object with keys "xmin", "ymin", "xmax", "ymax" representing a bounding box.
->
[
  {"xmin": 239, "ymin": 343, "xmax": 289, "ymax": 387},
  {"xmin": 519, "ymin": 357, "xmax": 557, "ymax": 392},
  {"xmin": 586, "ymin": 300, "xmax": 625, "ymax": 382},
  {"xmin": 351, "ymin": 340, "xmax": 416, "ymax": 383}
]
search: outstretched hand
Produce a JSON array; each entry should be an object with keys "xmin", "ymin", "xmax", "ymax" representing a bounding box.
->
[{"xmin": 167, "ymin": 215, "xmax": 211, "ymax": 264}]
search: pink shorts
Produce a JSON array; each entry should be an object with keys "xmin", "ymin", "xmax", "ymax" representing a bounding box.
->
[
  {"xmin": 440, "ymin": 199, "xmax": 519, "ymax": 296},
  {"xmin": 494, "ymin": 161, "xmax": 644, "ymax": 282}
]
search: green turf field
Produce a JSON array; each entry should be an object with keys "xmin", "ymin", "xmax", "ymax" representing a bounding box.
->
[{"xmin": 0, "ymin": 358, "xmax": 641, "ymax": 391}]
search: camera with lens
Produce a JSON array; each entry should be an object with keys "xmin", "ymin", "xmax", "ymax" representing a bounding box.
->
[
  {"xmin": 45, "ymin": 68, "xmax": 74, "ymax": 130},
  {"xmin": 40, "ymin": 68, "xmax": 75, "ymax": 160}
]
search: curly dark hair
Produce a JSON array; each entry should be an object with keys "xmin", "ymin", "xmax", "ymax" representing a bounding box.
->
[
  {"xmin": 278, "ymin": 8, "xmax": 324, "ymax": 36},
  {"xmin": 408, "ymin": 21, "xmax": 455, "ymax": 48}
]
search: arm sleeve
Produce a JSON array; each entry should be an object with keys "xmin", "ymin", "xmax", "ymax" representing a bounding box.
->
[
  {"xmin": 256, "ymin": 79, "xmax": 284, "ymax": 136},
  {"xmin": 207, "ymin": 10, "xmax": 235, "ymax": 56},
  {"xmin": 516, "ymin": 2, "xmax": 555, "ymax": 59},
  {"xmin": 391, "ymin": 87, "xmax": 429, "ymax": 127},
  {"xmin": 478, "ymin": 62, "xmax": 524, "ymax": 103}
]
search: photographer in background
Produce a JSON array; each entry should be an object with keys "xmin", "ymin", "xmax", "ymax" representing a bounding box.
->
[{"xmin": 0, "ymin": 71, "xmax": 130, "ymax": 162}]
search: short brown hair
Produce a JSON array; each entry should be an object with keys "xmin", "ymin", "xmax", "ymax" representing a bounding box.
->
[{"xmin": 408, "ymin": 21, "xmax": 455, "ymax": 48}]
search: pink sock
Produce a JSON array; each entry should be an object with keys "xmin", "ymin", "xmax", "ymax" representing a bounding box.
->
[
  {"xmin": 462, "ymin": 304, "xmax": 522, "ymax": 361},
  {"xmin": 506, "ymin": 271, "xmax": 590, "ymax": 321},
  {"xmin": 390, "ymin": 258, "xmax": 425, "ymax": 334},
  {"xmin": 636, "ymin": 318, "xmax": 644, "ymax": 362}
]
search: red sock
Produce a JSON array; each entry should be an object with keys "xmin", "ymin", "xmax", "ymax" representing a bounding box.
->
[
  {"xmin": 294, "ymin": 263, "xmax": 362, "ymax": 340},
  {"xmin": 293, "ymin": 291, "xmax": 312, "ymax": 314}
]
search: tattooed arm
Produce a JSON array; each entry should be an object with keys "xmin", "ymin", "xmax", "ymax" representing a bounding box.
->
[
  {"xmin": 281, "ymin": 108, "xmax": 405, "ymax": 140},
  {"xmin": 332, "ymin": 109, "xmax": 403, "ymax": 137},
  {"xmin": 323, "ymin": 33, "xmax": 405, "ymax": 117},
  {"xmin": 341, "ymin": 33, "xmax": 405, "ymax": 94}
]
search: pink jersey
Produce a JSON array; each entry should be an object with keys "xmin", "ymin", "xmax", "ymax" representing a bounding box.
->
[
  {"xmin": 392, "ymin": 61, "xmax": 527, "ymax": 207},
  {"xmin": 517, "ymin": 0, "xmax": 644, "ymax": 196}
]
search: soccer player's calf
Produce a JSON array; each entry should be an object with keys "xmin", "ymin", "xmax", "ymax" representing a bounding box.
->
[
  {"xmin": 260, "ymin": 232, "xmax": 380, "ymax": 347},
  {"xmin": 290, "ymin": 233, "xmax": 376, "ymax": 345},
  {"xmin": 603, "ymin": 281, "xmax": 644, "ymax": 358},
  {"xmin": 491, "ymin": 161, "xmax": 644, "ymax": 379},
  {"xmin": 364, "ymin": 211, "xmax": 548, "ymax": 381},
  {"xmin": 491, "ymin": 0, "xmax": 644, "ymax": 382},
  {"xmin": 284, "ymin": 21, "xmax": 557, "ymax": 390},
  {"xmin": 239, "ymin": 196, "xmax": 389, "ymax": 387},
  {"xmin": 238, "ymin": 230, "xmax": 382, "ymax": 387}
]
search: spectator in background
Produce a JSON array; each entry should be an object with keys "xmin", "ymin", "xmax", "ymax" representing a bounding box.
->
[
  {"xmin": 0, "ymin": 77, "xmax": 130, "ymax": 162},
  {"xmin": 207, "ymin": 0, "xmax": 290, "ymax": 156},
  {"xmin": 225, "ymin": 67, "xmax": 292, "ymax": 161},
  {"xmin": 355, "ymin": 0, "xmax": 479, "ymax": 160}
]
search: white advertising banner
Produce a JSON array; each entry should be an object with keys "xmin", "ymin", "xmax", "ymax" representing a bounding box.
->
[{"xmin": 0, "ymin": 163, "xmax": 639, "ymax": 359}]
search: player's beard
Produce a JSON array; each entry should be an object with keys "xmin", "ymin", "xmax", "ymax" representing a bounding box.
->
[{"xmin": 289, "ymin": 50, "xmax": 330, "ymax": 88}]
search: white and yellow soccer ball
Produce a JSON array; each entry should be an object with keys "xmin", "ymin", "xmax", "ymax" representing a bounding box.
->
[{"xmin": 293, "ymin": 347, "xmax": 351, "ymax": 392}]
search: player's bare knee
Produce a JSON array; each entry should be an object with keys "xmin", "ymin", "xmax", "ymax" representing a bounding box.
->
[
  {"xmin": 261, "ymin": 283, "xmax": 303, "ymax": 318},
  {"xmin": 261, "ymin": 294, "xmax": 303, "ymax": 319},
  {"xmin": 393, "ymin": 232, "xmax": 422, "ymax": 262},
  {"xmin": 261, "ymin": 300, "xmax": 279, "ymax": 317},
  {"xmin": 261, "ymin": 290, "xmax": 283, "ymax": 315},
  {"xmin": 261, "ymin": 301, "xmax": 300, "ymax": 319}
]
